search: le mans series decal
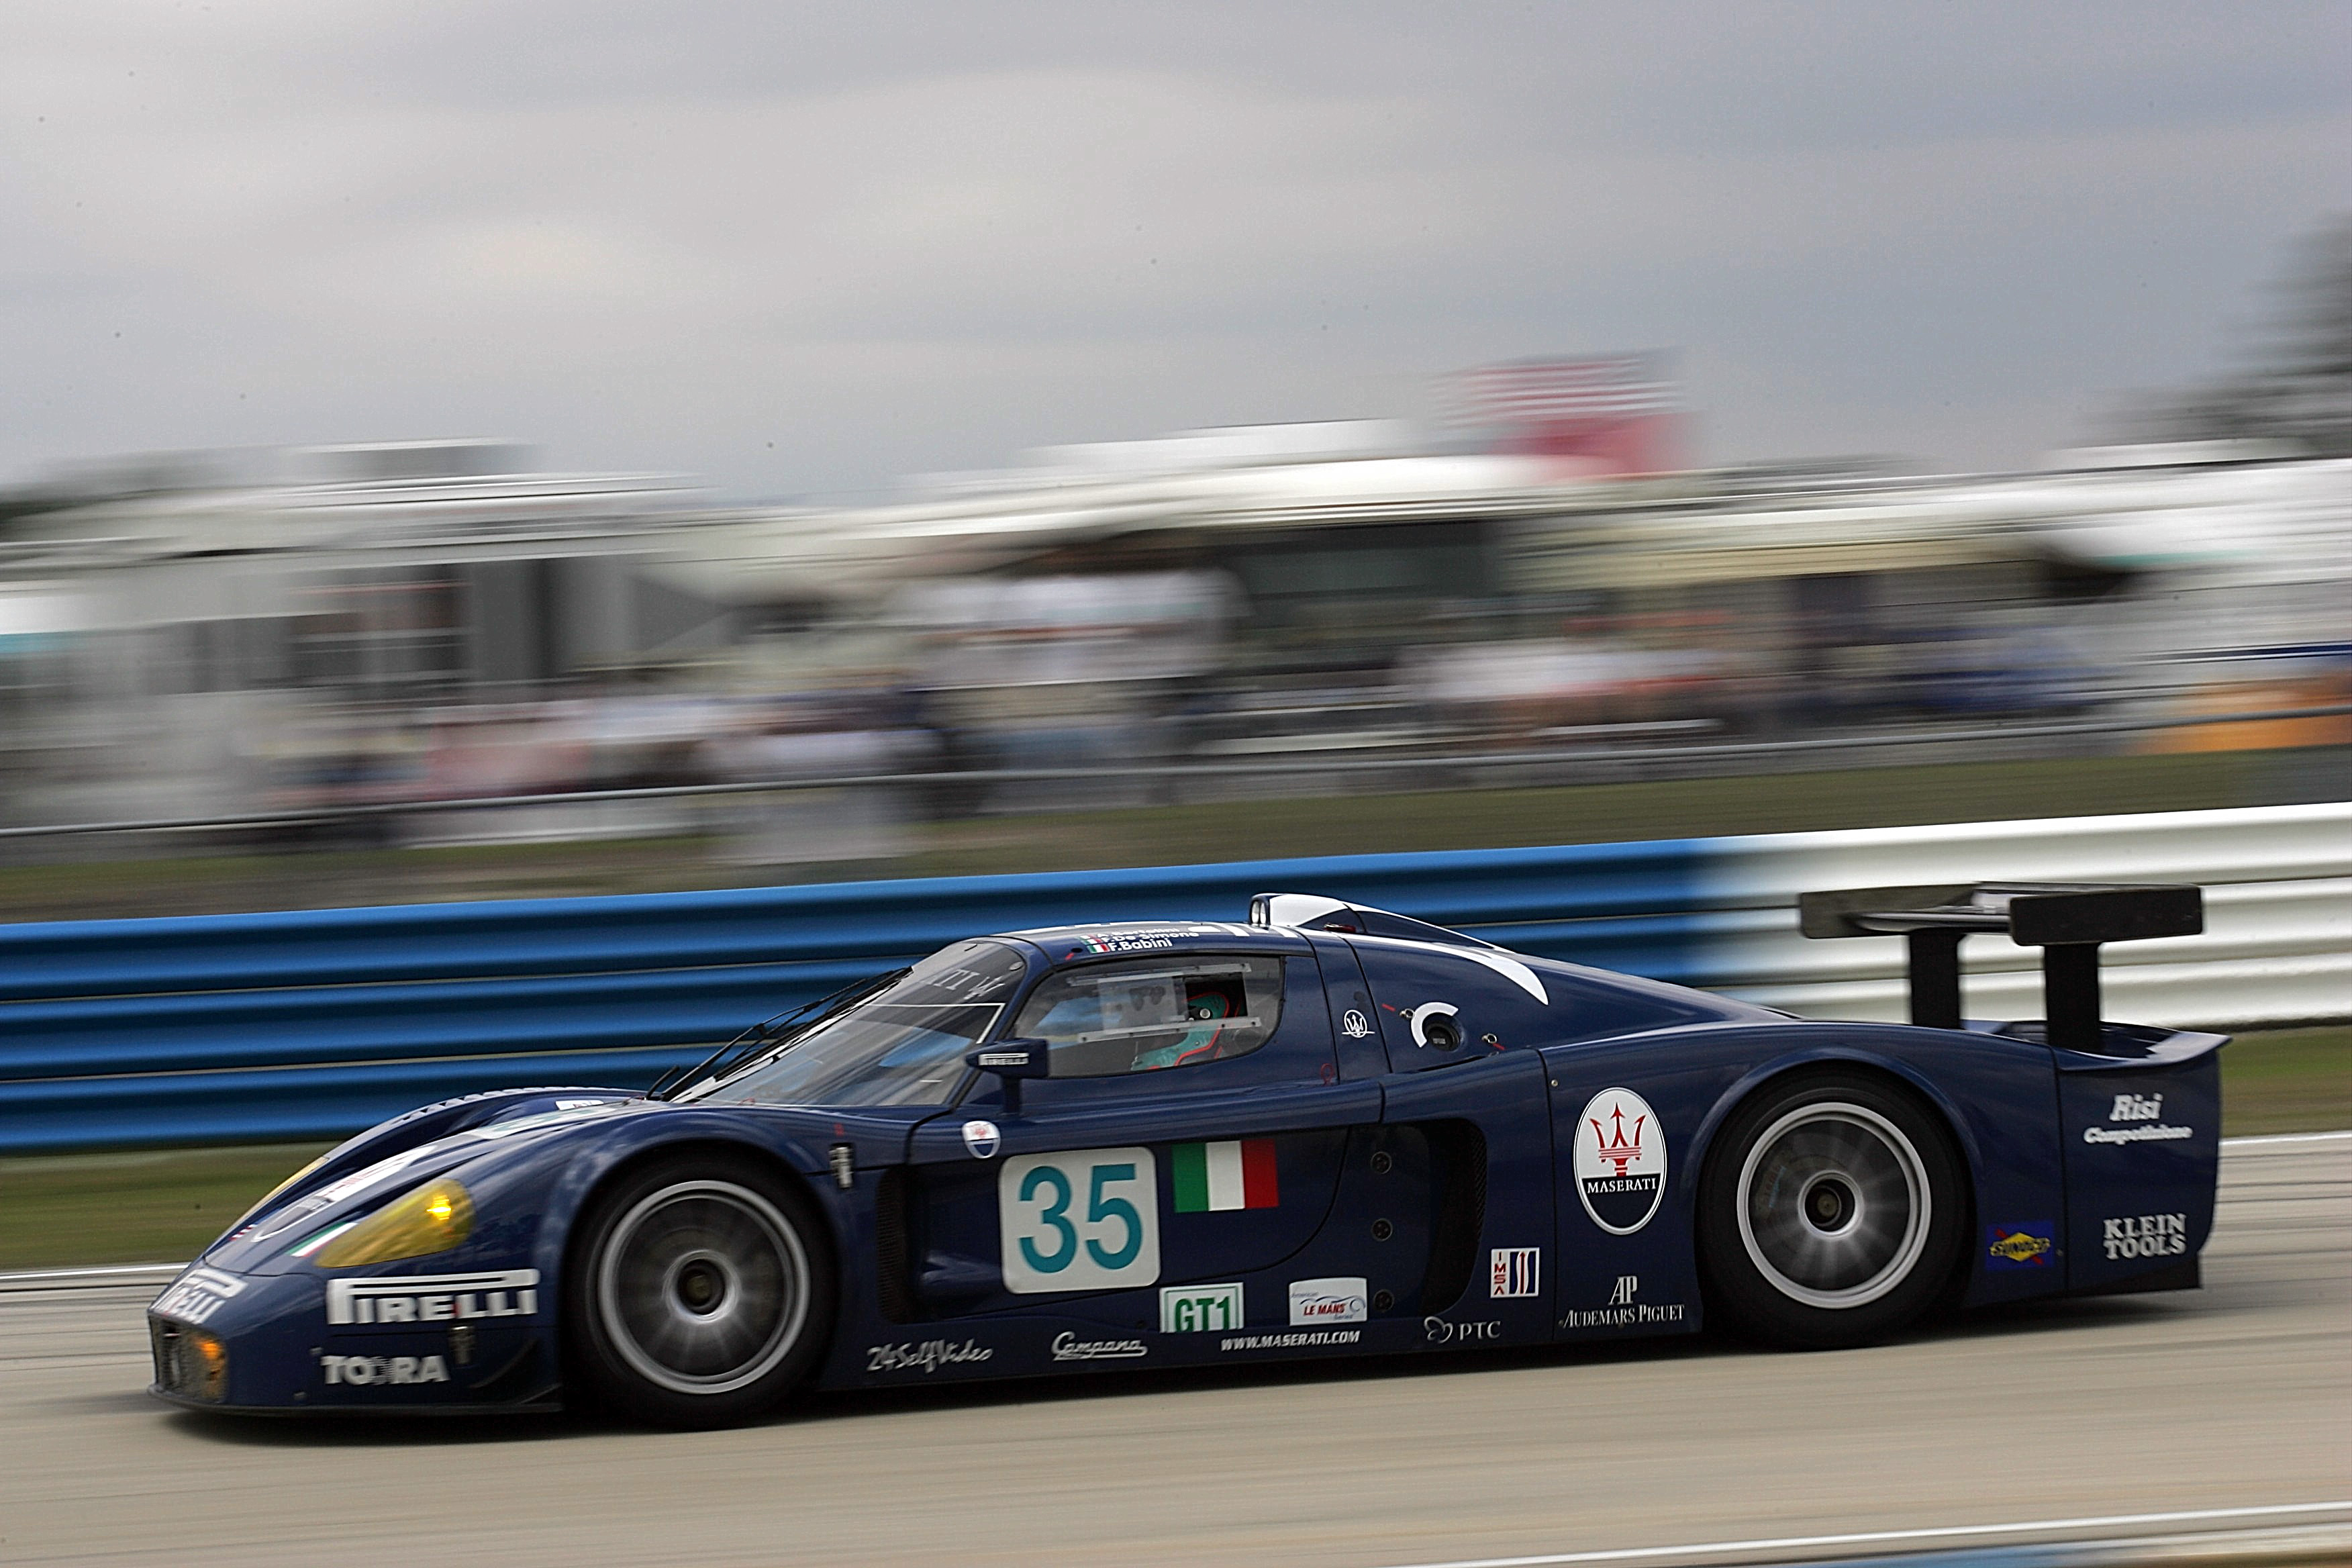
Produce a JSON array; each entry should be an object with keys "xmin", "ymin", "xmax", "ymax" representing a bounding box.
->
[
  {"xmin": 1287, "ymin": 1277, "xmax": 1367, "ymax": 1326},
  {"xmin": 999, "ymin": 1147, "xmax": 1160, "ymax": 1293},
  {"xmin": 1985, "ymin": 1222, "xmax": 2056, "ymax": 1269},
  {"xmin": 1575, "ymin": 1087, "xmax": 1667, "ymax": 1235}
]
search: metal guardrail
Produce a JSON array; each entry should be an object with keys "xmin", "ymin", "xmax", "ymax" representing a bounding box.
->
[
  {"xmin": 3, "ymin": 702, "xmax": 2345, "ymax": 842},
  {"xmin": 0, "ymin": 801, "xmax": 2342, "ymax": 1154}
]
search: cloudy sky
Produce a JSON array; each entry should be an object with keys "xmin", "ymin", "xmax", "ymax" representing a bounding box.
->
[{"xmin": 4, "ymin": 3, "xmax": 2347, "ymax": 499}]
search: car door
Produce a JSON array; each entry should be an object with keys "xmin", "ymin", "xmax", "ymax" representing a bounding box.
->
[
  {"xmin": 1344, "ymin": 934, "xmax": 1560, "ymax": 1345},
  {"xmin": 897, "ymin": 940, "xmax": 1381, "ymax": 1342}
]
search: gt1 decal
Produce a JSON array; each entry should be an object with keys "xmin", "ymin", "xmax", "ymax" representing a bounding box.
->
[
  {"xmin": 324, "ymin": 1270, "xmax": 540, "ymax": 1326},
  {"xmin": 999, "ymin": 1147, "xmax": 1160, "ymax": 1294},
  {"xmin": 1574, "ymin": 1088, "xmax": 1667, "ymax": 1235},
  {"xmin": 962, "ymin": 1120, "xmax": 1001, "ymax": 1159},
  {"xmin": 152, "ymin": 1267, "xmax": 246, "ymax": 1326},
  {"xmin": 1161, "ymin": 1282, "xmax": 1244, "ymax": 1332},
  {"xmin": 1489, "ymin": 1247, "xmax": 1540, "ymax": 1298},
  {"xmin": 322, "ymin": 1353, "xmax": 448, "ymax": 1386},
  {"xmin": 2103, "ymin": 1213, "xmax": 2188, "ymax": 1259},
  {"xmin": 1051, "ymin": 1331, "xmax": 1148, "ymax": 1361},
  {"xmin": 1341, "ymin": 1010, "xmax": 1373, "ymax": 1038},
  {"xmin": 1561, "ymin": 1274, "xmax": 1688, "ymax": 1329},
  {"xmin": 1220, "ymin": 1329, "xmax": 1361, "ymax": 1351},
  {"xmin": 867, "ymin": 1339, "xmax": 993, "ymax": 1373},
  {"xmin": 1986, "ymin": 1223, "xmax": 2056, "ymax": 1269},
  {"xmin": 1424, "ymin": 1317, "xmax": 1502, "ymax": 1344},
  {"xmin": 1287, "ymin": 1277, "xmax": 1368, "ymax": 1326}
]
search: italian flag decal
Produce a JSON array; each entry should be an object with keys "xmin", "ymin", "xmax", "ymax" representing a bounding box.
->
[{"xmin": 1172, "ymin": 1140, "xmax": 1279, "ymax": 1212}]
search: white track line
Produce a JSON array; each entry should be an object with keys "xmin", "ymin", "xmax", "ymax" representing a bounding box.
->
[
  {"xmin": 2221, "ymin": 1130, "xmax": 2352, "ymax": 1148},
  {"xmin": 1375, "ymin": 1502, "xmax": 2352, "ymax": 1568}
]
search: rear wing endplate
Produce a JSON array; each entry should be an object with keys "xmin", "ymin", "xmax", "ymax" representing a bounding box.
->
[{"xmin": 1797, "ymin": 883, "xmax": 2202, "ymax": 1051}]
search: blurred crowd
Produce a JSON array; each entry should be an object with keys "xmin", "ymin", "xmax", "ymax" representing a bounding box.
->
[{"xmin": 3, "ymin": 354, "xmax": 2349, "ymax": 869}]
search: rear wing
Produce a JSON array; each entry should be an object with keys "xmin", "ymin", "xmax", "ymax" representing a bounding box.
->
[{"xmin": 1797, "ymin": 883, "xmax": 2202, "ymax": 1051}]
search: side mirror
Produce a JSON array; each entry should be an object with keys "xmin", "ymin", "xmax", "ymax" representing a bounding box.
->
[{"xmin": 966, "ymin": 1038, "xmax": 1050, "ymax": 1113}]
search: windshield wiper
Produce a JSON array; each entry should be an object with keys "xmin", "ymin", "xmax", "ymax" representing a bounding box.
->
[{"xmin": 646, "ymin": 966, "xmax": 913, "ymax": 1101}]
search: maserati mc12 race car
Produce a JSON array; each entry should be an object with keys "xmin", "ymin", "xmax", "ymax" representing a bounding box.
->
[{"xmin": 148, "ymin": 881, "xmax": 2221, "ymax": 1426}]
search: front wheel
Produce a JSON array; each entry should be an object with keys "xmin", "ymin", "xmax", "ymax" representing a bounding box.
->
[
  {"xmin": 1697, "ymin": 1071, "xmax": 1965, "ymax": 1349},
  {"xmin": 565, "ymin": 1154, "xmax": 835, "ymax": 1427}
]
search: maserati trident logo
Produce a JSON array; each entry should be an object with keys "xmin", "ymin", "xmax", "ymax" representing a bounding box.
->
[
  {"xmin": 1592, "ymin": 1103, "xmax": 1647, "ymax": 1176},
  {"xmin": 1573, "ymin": 1087, "xmax": 1667, "ymax": 1235}
]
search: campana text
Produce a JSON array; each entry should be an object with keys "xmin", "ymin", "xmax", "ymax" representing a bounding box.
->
[{"xmin": 1050, "ymin": 1332, "xmax": 1147, "ymax": 1361}]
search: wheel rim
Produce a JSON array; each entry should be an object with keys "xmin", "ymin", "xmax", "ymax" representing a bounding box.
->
[
  {"xmin": 1736, "ymin": 1101, "xmax": 1931, "ymax": 1310},
  {"xmin": 595, "ymin": 1179, "xmax": 810, "ymax": 1396}
]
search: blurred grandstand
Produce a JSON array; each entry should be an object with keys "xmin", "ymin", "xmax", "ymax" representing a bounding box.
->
[{"xmin": 1, "ymin": 355, "xmax": 2346, "ymax": 870}]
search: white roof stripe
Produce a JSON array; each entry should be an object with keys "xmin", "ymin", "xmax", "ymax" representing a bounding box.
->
[{"xmin": 1345, "ymin": 934, "xmax": 1549, "ymax": 1003}]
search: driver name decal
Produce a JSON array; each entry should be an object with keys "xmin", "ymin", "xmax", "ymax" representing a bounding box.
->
[{"xmin": 1574, "ymin": 1087, "xmax": 1667, "ymax": 1236}]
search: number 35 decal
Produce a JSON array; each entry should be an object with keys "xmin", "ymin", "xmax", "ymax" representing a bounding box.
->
[{"xmin": 999, "ymin": 1147, "xmax": 1161, "ymax": 1294}]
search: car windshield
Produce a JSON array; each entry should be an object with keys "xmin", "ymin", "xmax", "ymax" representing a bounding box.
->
[{"xmin": 679, "ymin": 939, "xmax": 1031, "ymax": 1108}]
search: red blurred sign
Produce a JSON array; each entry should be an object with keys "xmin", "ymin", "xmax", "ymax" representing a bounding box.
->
[{"xmin": 1445, "ymin": 354, "xmax": 1683, "ymax": 475}]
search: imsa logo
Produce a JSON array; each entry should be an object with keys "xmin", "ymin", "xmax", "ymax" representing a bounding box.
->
[{"xmin": 325, "ymin": 1269, "xmax": 540, "ymax": 1326}]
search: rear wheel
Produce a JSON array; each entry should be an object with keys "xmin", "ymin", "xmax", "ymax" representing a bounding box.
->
[
  {"xmin": 1698, "ymin": 1071, "xmax": 1965, "ymax": 1348},
  {"xmin": 565, "ymin": 1154, "xmax": 834, "ymax": 1427}
]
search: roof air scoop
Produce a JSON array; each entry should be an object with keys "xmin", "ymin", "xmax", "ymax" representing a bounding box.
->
[
  {"xmin": 1797, "ymin": 882, "xmax": 2203, "ymax": 1052},
  {"xmin": 1248, "ymin": 893, "xmax": 1499, "ymax": 950}
]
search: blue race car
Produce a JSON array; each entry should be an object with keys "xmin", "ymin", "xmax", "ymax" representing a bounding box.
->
[{"xmin": 149, "ymin": 882, "xmax": 2221, "ymax": 1428}]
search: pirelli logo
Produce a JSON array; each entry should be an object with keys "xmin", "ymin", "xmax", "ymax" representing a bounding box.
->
[{"xmin": 325, "ymin": 1269, "xmax": 540, "ymax": 1326}]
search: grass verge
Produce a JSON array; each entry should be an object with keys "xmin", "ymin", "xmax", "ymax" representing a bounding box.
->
[
  {"xmin": 3, "ymin": 744, "xmax": 2343, "ymax": 922},
  {"xmin": 0, "ymin": 1026, "xmax": 2340, "ymax": 1273}
]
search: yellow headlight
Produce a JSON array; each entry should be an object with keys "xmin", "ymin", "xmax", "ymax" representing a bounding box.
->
[{"xmin": 315, "ymin": 1179, "xmax": 475, "ymax": 1269}]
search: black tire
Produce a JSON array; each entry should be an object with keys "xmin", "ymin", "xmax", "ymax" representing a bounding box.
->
[
  {"xmin": 564, "ymin": 1153, "xmax": 836, "ymax": 1428},
  {"xmin": 1697, "ymin": 1070, "xmax": 1965, "ymax": 1349}
]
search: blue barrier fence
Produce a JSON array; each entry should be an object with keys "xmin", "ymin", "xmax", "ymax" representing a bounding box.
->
[{"xmin": 0, "ymin": 838, "xmax": 1708, "ymax": 1153}]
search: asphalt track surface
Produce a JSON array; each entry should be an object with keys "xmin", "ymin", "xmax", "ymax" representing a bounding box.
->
[{"xmin": 1, "ymin": 1136, "xmax": 2344, "ymax": 1568}]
